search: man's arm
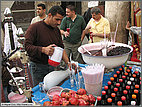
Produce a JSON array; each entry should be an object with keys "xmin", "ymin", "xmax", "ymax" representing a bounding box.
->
[{"xmin": 81, "ymin": 30, "xmax": 86, "ymax": 42}]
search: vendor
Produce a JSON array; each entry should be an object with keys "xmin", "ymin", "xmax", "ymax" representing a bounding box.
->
[{"xmin": 25, "ymin": 6, "xmax": 73, "ymax": 87}]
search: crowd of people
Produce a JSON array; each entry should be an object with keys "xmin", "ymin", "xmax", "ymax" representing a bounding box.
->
[{"xmin": 25, "ymin": 3, "xmax": 111, "ymax": 87}]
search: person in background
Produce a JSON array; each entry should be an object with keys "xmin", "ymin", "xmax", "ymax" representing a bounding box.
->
[
  {"xmin": 82, "ymin": 7, "xmax": 110, "ymax": 43},
  {"xmin": 83, "ymin": 2, "xmax": 96, "ymax": 40},
  {"xmin": 25, "ymin": 6, "xmax": 72, "ymax": 87},
  {"xmin": 126, "ymin": 21, "xmax": 141, "ymax": 36},
  {"xmin": 60, "ymin": 5, "xmax": 86, "ymax": 64},
  {"xmin": 31, "ymin": 3, "xmax": 47, "ymax": 24}
]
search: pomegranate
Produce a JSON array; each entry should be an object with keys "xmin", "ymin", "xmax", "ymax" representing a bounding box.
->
[
  {"xmin": 69, "ymin": 97, "xmax": 79, "ymax": 105},
  {"xmin": 52, "ymin": 100, "xmax": 60, "ymax": 106},
  {"xmin": 69, "ymin": 90, "xmax": 76, "ymax": 95},
  {"xmin": 60, "ymin": 92, "xmax": 66, "ymax": 98},
  {"xmin": 88, "ymin": 94, "xmax": 96, "ymax": 104},
  {"xmin": 60, "ymin": 98, "xmax": 67, "ymax": 105},
  {"xmin": 43, "ymin": 101, "xmax": 51, "ymax": 106},
  {"xmin": 52, "ymin": 95, "xmax": 61, "ymax": 102},
  {"xmin": 65, "ymin": 92, "xmax": 70, "ymax": 99},
  {"xmin": 77, "ymin": 89, "xmax": 87, "ymax": 95},
  {"xmin": 62, "ymin": 101, "xmax": 69, "ymax": 106},
  {"xmin": 78, "ymin": 95, "xmax": 83, "ymax": 99},
  {"xmin": 81, "ymin": 94, "xmax": 89, "ymax": 102},
  {"xmin": 69, "ymin": 93, "xmax": 79, "ymax": 99},
  {"xmin": 78, "ymin": 99, "xmax": 88, "ymax": 106}
]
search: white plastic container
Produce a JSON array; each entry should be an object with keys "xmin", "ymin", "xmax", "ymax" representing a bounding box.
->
[{"xmin": 48, "ymin": 47, "xmax": 64, "ymax": 67}]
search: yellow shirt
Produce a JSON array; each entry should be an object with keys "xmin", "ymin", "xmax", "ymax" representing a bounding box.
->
[{"xmin": 87, "ymin": 15, "xmax": 110, "ymax": 43}]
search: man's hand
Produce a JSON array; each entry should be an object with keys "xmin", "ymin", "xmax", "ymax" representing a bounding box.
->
[
  {"xmin": 42, "ymin": 44, "xmax": 56, "ymax": 56},
  {"xmin": 126, "ymin": 21, "xmax": 131, "ymax": 30},
  {"xmin": 67, "ymin": 62, "xmax": 77, "ymax": 74},
  {"xmin": 63, "ymin": 31, "xmax": 69, "ymax": 37}
]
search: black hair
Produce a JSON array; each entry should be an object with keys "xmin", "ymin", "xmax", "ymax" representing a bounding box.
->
[
  {"xmin": 91, "ymin": 7, "xmax": 101, "ymax": 14},
  {"xmin": 66, "ymin": 5, "xmax": 76, "ymax": 12},
  {"xmin": 48, "ymin": 6, "xmax": 65, "ymax": 16},
  {"xmin": 37, "ymin": 3, "xmax": 46, "ymax": 10}
]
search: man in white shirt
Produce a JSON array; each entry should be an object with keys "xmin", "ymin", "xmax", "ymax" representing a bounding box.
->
[{"xmin": 31, "ymin": 3, "xmax": 47, "ymax": 24}]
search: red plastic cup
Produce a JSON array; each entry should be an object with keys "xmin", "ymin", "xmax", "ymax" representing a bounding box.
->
[{"xmin": 67, "ymin": 28, "xmax": 70, "ymax": 33}]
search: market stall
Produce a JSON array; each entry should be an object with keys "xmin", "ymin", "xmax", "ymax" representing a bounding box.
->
[{"xmin": 32, "ymin": 63, "xmax": 141, "ymax": 106}]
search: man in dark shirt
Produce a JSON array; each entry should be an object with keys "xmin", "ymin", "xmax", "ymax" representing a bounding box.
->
[
  {"xmin": 25, "ymin": 6, "xmax": 71, "ymax": 87},
  {"xmin": 60, "ymin": 5, "xmax": 86, "ymax": 63}
]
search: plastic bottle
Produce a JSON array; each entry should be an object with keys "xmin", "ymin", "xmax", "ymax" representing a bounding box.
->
[
  {"xmin": 110, "ymin": 77, "xmax": 115, "ymax": 90},
  {"xmin": 133, "ymin": 89, "xmax": 140, "ymax": 105},
  {"xmin": 116, "ymin": 71, "xmax": 121, "ymax": 79},
  {"xmin": 96, "ymin": 96, "xmax": 101, "ymax": 106},
  {"xmin": 113, "ymin": 74, "xmax": 118, "ymax": 82},
  {"xmin": 106, "ymin": 98, "xmax": 112, "ymax": 105},
  {"xmin": 111, "ymin": 93, "xmax": 117, "ymax": 105},
  {"xmin": 117, "ymin": 101, "xmax": 122, "ymax": 106},
  {"xmin": 101, "ymin": 91, "xmax": 107, "ymax": 105},
  {"xmin": 131, "ymin": 94, "xmax": 138, "ymax": 105},
  {"xmin": 121, "ymin": 96, "xmax": 127, "ymax": 105},
  {"xmin": 124, "ymin": 72, "xmax": 130, "ymax": 81},
  {"xmin": 123, "ymin": 90, "xmax": 129, "ymax": 104}
]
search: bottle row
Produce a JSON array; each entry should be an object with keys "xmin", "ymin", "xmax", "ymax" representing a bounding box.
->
[{"xmin": 97, "ymin": 65, "xmax": 141, "ymax": 106}]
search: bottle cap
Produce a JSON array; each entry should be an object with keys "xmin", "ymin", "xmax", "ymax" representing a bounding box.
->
[
  {"xmin": 119, "ymin": 79, "xmax": 123, "ymax": 82},
  {"xmin": 130, "ymin": 77, "xmax": 134, "ymax": 81},
  {"xmin": 123, "ymin": 90, "xmax": 128, "ymax": 94},
  {"xmin": 107, "ymin": 81, "xmax": 111, "ymax": 85},
  {"xmin": 131, "ymin": 101, "xmax": 136, "ymax": 105},
  {"xmin": 117, "ymin": 101, "xmax": 122, "ymax": 106},
  {"xmin": 116, "ymin": 71, "xmax": 120, "ymax": 74},
  {"xmin": 119, "ymin": 68, "xmax": 122, "ymax": 71},
  {"xmin": 110, "ymin": 77, "xmax": 114, "ymax": 81},
  {"xmin": 122, "ymin": 75, "xmax": 126, "ymax": 79},
  {"xmin": 134, "ymin": 89, "xmax": 138, "ymax": 94},
  {"xmin": 126, "ymin": 69, "xmax": 130, "ymax": 72},
  {"xmin": 102, "ymin": 91, "xmax": 106, "ymax": 95},
  {"xmin": 126, "ymin": 85, "xmax": 130, "ymax": 89},
  {"xmin": 107, "ymin": 98, "xmax": 112, "ymax": 103},
  {"xmin": 116, "ymin": 83, "xmax": 120, "ymax": 87},
  {"xmin": 121, "ymin": 96, "xmax": 126, "ymax": 100},
  {"xmin": 124, "ymin": 72, "xmax": 128, "ymax": 76},
  {"xmin": 132, "ymin": 94, "xmax": 136, "ymax": 99},
  {"xmin": 121, "ymin": 65, "xmax": 124, "ymax": 68},
  {"xmin": 140, "ymin": 77, "xmax": 141, "ymax": 80},
  {"xmin": 114, "ymin": 74, "xmax": 117, "ymax": 78},
  {"xmin": 134, "ymin": 71, "xmax": 139, "ymax": 74},
  {"xmin": 111, "ymin": 93, "xmax": 116, "ymax": 97},
  {"xmin": 127, "ymin": 81, "xmax": 131, "ymax": 85},
  {"xmin": 104, "ymin": 86, "xmax": 108, "ymax": 90},
  {"xmin": 132, "ymin": 74, "xmax": 136, "ymax": 78},
  {"xmin": 129, "ymin": 66, "xmax": 132, "ymax": 69},
  {"xmin": 97, "ymin": 96, "xmax": 101, "ymax": 101},
  {"xmin": 135, "ymin": 85, "xmax": 139, "ymax": 89},
  {"xmin": 114, "ymin": 88, "xmax": 118, "ymax": 92}
]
